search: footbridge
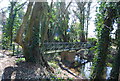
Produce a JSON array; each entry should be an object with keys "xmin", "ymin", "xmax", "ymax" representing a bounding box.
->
[{"xmin": 42, "ymin": 42, "xmax": 94, "ymax": 53}]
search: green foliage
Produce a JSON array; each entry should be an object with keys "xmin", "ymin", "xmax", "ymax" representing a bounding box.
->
[
  {"xmin": 95, "ymin": 3, "xmax": 105, "ymax": 38},
  {"xmin": 15, "ymin": 57, "xmax": 25, "ymax": 63},
  {"xmin": 48, "ymin": 62, "xmax": 59, "ymax": 69},
  {"xmin": 49, "ymin": 78, "xmax": 73, "ymax": 81},
  {"xmin": 52, "ymin": 2, "xmax": 70, "ymax": 42},
  {"xmin": 2, "ymin": 2, "xmax": 25, "ymax": 49},
  {"xmin": 88, "ymin": 38, "xmax": 97, "ymax": 42},
  {"xmin": 69, "ymin": 22, "xmax": 80, "ymax": 42},
  {"xmin": 106, "ymin": 62, "xmax": 112, "ymax": 67},
  {"xmin": 88, "ymin": 38, "xmax": 97, "ymax": 45},
  {"xmin": 90, "ymin": 2, "xmax": 117, "ymax": 80}
]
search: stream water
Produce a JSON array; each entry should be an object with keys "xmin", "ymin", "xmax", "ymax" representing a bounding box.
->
[{"xmin": 81, "ymin": 62, "xmax": 112, "ymax": 79}]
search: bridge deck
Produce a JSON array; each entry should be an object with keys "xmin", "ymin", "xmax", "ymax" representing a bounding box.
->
[{"xmin": 43, "ymin": 42, "xmax": 93, "ymax": 52}]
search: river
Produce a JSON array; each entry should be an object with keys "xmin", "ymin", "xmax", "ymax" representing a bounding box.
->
[{"xmin": 80, "ymin": 61, "xmax": 112, "ymax": 79}]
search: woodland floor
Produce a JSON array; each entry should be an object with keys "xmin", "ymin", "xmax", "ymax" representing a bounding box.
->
[{"xmin": 0, "ymin": 50, "xmax": 86, "ymax": 81}]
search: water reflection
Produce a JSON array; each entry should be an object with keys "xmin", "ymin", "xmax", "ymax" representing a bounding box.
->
[
  {"xmin": 81, "ymin": 62, "xmax": 112, "ymax": 79},
  {"xmin": 106, "ymin": 67, "xmax": 112, "ymax": 79},
  {"xmin": 83, "ymin": 62, "xmax": 92, "ymax": 79}
]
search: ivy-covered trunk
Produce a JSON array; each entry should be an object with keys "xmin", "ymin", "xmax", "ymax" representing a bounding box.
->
[
  {"xmin": 91, "ymin": 5, "xmax": 115, "ymax": 81},
  {"xmin": 108, "ymin": 2, "xmax": 120, "ymax": 81},
  {"xmin": 2, "ymin": 2, "xmax": 17, "ymax": 49},
  {"xmin": 108, "ymin": 17, "xmax": 120, "ymax": 81}
]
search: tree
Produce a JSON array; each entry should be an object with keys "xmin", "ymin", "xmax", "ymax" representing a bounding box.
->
[
  {"xmin": 55, "ymin": 2, "xmax": 71, "ymax": 42},
  {"xmin": 90, "ymin": 2, "xmax": 116, "ymax": 81},
  {"xmin": 15, "ymin": 2, "xmax": 53, "ymax": 75},
  {"xmin": 73, "ymin": 1, "xmax": 91, "ymax": 42},
  {"xmin": 2, "ymin": 2, "xmax": 17, "ymax": 49},
  {"xmin": 2, "ymin": 1, "xmax": 26, "ymax": 49},
  {"xmin": 85, "ymin": 2, "xmax": 91, "ymax": 40},
  {"xmin": 108, "ymin": 2, "xmax": 120, "ymax": 81}
]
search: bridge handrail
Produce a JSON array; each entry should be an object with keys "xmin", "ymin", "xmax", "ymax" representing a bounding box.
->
[{"xmin": 43, "ymin": 42, "xmax": 87, "ymax": 45}]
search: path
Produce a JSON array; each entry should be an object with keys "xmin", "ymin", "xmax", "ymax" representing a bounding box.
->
[{"xmin": 0, "ymin": 52, "xmax": 16, "ymax": 80}]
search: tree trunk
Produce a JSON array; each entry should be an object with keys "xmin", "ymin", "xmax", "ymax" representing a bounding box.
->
[
  {"xmin": 85, "ymin": 2, "xmax": 91, "ymax": 41},
  {"xmin": 108, "ymin": 23, "xmax": 120, "ymax": 81},
  {"xmin": 2, "ymin": 2, "xmax": 16, "ymax": 49},
  {"xmin": 108, "ymin": 2, "xmax": 120, "ymax": 81},
  {"xmin": 15, "ymin": 2, "xmax": 53, "ymax": 74},
  {"xmin": 75, "ymin": 2, "xmax": 86, "ymax": 42},
  {"xmin": 14, "ymin": 2, "xmax": 33, "ymax": 47},
  {"xmin": 23, "ymin": 2, "xmax": 44, "ymax": 63},
  {"xmin": 90, "ymin": 6, "xmax": 115, "ymax": 81}
]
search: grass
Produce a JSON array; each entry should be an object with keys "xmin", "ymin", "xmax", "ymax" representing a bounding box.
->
[{"xmin": 15, "ymin": 57, "xmax": 25, "ymax": 63}]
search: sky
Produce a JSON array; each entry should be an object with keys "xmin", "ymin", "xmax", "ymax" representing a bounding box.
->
[
  {"xmin": 0, "ymin": 0, "xmax": 97, "ymax": 38},
  {"xmin": 0, "ymin": 0, "xmax": 9, "ymax": 9},
  {"xmin": 88, "ymin": 2, "xmax": 97, "ymax": 38}
]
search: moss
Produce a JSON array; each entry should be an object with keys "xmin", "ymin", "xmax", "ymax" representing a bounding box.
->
[{"xmin": 48, "ymin": 62, "xmax": 59, "ymax": 69}]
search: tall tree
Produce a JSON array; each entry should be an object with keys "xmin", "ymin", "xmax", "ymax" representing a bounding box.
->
[
  {"xmin": 15, "ymin": 2, "xmax": 53, "ymax": 74},
  {"xmin": 15, "ymin": 2, "xmax": 33, "ymax": 47},
  {"xmin": 55, "ymin": 2, "xmax": 71, "ymax": 42},
  {"xmin": 108, "ymin": 2, "xmax": 120, "ymax": 81},
  {"xmin": 85, "ymin": 2, "xmax": 91, "ymax": 40},
  {"xmin": 74, "ymin": 1, "xmax": 91, "ymax": 42},
  {"xmin": 2, "ymin": 2, "xmax": 17, "ymax": 49},
  {"xmin": 90, "ymin": 2, "xmax": 116, "ymax": 81},
  {"xmin": 2, "ymin": 1, "xmax": 26, "ymax": 49}
]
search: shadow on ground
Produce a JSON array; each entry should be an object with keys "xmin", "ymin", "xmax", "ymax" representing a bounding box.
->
[{"xmin": 1, "ymin": 62, "xmax": 45, "ymax": 81}]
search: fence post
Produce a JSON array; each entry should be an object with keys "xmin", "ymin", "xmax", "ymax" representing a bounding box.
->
[{"xmin": 12, "ymin": 44, "xmax": 15, "ymax": 56}]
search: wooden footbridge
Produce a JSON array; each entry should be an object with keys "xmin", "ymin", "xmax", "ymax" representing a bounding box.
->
[{"xmin": 42, "ymin": 42, "xmax": 94, "ymax": 53}]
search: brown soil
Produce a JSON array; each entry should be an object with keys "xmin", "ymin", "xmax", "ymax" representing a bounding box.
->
[{"xmin": 0, "ymin": 50, "xmax": 85, "ymax": 81}]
